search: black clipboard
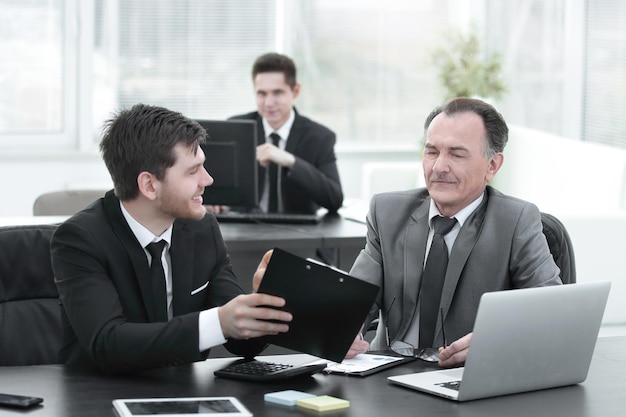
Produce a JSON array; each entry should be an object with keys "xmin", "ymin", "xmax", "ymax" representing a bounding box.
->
[{"xmin": 257, "ymin": 248, "xmax": 380, "ymax": 363}]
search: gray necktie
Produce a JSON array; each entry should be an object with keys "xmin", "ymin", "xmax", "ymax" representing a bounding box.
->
[{"xmin": 419, "ymin": 216, "xmax": 457, "ymax": 348}]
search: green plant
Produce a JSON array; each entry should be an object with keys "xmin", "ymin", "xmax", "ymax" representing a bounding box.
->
[{"xmin": 431, "ymin": 27, "xmax": 507, "ymax": 101}]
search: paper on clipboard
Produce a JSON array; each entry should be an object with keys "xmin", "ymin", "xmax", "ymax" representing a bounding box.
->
[{"xmin": 324, "ymin": 353, "xmax": 414, "ymax": 376}]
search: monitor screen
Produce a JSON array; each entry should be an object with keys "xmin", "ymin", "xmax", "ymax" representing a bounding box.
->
[{"xmin": 195, "ymin": 119, "xmax": 258, "ymax": 209}]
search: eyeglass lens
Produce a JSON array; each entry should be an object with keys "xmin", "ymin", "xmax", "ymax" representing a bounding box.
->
[{"xmin": 390, "ymin": 342, "xmax": 440, "ymax": 363}]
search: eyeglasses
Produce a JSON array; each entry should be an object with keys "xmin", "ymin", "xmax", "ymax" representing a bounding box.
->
[{"xmin": 390, "ymin": 308, "xmax": 447, "ymax": 363}]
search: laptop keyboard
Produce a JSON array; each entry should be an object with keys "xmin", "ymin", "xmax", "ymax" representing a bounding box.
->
[
  {"xmin": 214, "ymin": 359, "xmax": 327, "ymax": 381},
  {"xmin": 214, "ymin": 211, "xmax": 323, "ymax": 224}
]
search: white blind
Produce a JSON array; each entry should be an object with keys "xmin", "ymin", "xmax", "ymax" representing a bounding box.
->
[
  {"xmin": 288, "ymin": 0, "xmax": 448, "ymax": 146},
  {"xmin": 582, "ymin": 0, "xmax": 626, "ymax": 146},
  {"xmin": 92, "ymin": 0, "xmax": 276, "ymax": 134}
]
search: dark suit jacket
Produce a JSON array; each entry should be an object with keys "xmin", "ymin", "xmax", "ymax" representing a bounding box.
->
[
  {"xmin": 51, "ymin": 191, "xmax": 264, "ymax": 374},
  {"xmin": 230, "ymin": 110, "xmax": 343, "ymax": 213},
  {"xmin": 350, "ymin": 186, "xmax": 562, "ymax": 349}
]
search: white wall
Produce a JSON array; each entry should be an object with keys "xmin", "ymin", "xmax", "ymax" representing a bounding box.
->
[{"xmin": 0, "ymin": 153, "xmax": 112, "ymax": 217}]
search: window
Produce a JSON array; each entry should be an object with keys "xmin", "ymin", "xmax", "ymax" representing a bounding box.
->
[
  {"xmin": 582, "ymin": 0, "xmax": 626, "ymax": 146},
  {"xmin": 1, "ymin": 0, "xmax": 625, "ymax": 152},
  {"xmin": 91, "ymin": 0, "xmax": 449, "ymax": 147},
  {"xmin": 92, "ymin": 0, "xmax": 277, "ymax": 140},
  {"xmin": 0, "ymin": 0, "xmax": 77, "ymax": 149},
  {"xmin": 285, "ymin": 0, "xmax": 452, "ymax": 146},
  {"xmin": 485, "ymin": 1, "xmax": 569, "ymax": 135}
]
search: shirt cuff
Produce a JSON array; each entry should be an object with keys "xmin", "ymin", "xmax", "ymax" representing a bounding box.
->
[{"xmin": 198, "ymin": 307, "xmax": 227, "ymax": 352}]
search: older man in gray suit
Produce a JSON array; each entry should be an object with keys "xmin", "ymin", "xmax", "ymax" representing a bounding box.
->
[{"xmin": 345, "ymin": 98, "xmax": 562, "ymax": 367}]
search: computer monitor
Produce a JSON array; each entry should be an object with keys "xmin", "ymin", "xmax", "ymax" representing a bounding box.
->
[{"xmin": 195, "ymin": 119, "xmax": 258, "ymax": 209}]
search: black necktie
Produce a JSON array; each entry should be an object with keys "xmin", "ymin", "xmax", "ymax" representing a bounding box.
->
[
  {"xmin": 419, "ymin": 216, "xmax": 457, "ymax": 348},
  {"xmin": 146, "ymin": 240, "xmax": 168, "ymax": 322},
  {"xmin": 268, "ymin": 133, "xmax": 281, "ymax": 212}
]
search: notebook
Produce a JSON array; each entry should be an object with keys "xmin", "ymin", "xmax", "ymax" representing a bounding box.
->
[
  {"xmin": 256, "ymin": 248, "xmax": 380, "ymax": 363},
  {"xmin": 388, "ymin": 281, "xmax": 611, "ymax": 401}
]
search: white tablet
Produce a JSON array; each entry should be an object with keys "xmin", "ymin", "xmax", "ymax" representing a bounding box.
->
[{"xmin": 112, "ymin": 397, "xmax": 252, "ymax": 417}]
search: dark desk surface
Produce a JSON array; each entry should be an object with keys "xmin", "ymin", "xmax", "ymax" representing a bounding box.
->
[
  {"xmin": 1, "ymin": 336, "xmax": 625, "ymax": 417},
  {"xmin": 219, "ymin": 215, "xmax": 367, "ymax": 292},
  {"xmin": 218, "ymin": 214, "xmax": 367, "ymax": 251}
]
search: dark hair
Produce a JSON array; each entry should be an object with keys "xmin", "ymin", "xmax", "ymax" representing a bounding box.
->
[
  {"xmin": 252, "ymin": 52, "xmax": 297, "ymax": 89},
  {"xmin": 99, "ymin": 103, "xmax": 207, "ymax": 201},
  {"xmin": 423, "ymin": 97, "xmax": 509, "ymax": 157}
]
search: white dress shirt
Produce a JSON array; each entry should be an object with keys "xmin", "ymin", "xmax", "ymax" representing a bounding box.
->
[{"xmin": 120, "ymin": 202, "xmax": 226, "ymax": 352}]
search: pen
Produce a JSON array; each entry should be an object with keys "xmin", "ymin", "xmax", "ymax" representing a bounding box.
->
[{"xmin": 440, "ymin": 308, "xmax": 447, "ymax": 348}]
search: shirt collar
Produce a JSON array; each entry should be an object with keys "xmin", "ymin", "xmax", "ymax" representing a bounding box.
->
[
  {"xmin": 262, "ymin": 108, "xmax": 295, "ymax": 141},
  {"xmin": 120, "ymin": 201, "xmax": 173, "ymax": 249},
  {"xmin": 428, "ymin": 191, "xmax": 485, "ymax": 228}
]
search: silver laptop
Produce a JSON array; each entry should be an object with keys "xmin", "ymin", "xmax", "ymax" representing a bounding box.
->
[{"xmin": 388, "ymin": 282, "xmax": 611, "ymax": 401}]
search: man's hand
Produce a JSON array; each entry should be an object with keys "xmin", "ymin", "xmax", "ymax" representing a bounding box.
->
[
  {"xmin": 256, "ymin": 143, "xmax": 296, "ymax": 169},
  {"xmin": 438, "ymin": 332, "xmax": 472, "ymax": 367},
  {"xmin": 218, "ymin": 293, "xmax": 292, "ymax": 340},
  {"xmin": 344, "ymin": 325, "xmax": 369, "ymax": 359},
  {"xmin": 252, "ymin": 250, "xmax": 273, "ymax": 293},
  {"xmin": 204, "ymin": 205, "xmax": 228, "ymax": 214}
]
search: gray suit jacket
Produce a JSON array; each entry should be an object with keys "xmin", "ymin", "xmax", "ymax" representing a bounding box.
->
[{"xmin": 350, "ymin": 186, "xmax": 562, "ymax": 349}]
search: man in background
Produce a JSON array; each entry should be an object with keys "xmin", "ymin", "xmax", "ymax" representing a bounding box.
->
[{"xmin": 229, "ymin": 52, "xmax": 343, "ymax": 215}]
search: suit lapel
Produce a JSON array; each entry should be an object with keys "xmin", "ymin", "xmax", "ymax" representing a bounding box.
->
[
  {"xmin": 103, "ymin": 192, "xmax": 157, "ymax": 321},
  {"xmin": 284, "ymin": 111, "xmax": 305, "ymax": 155},
  {"xmin": 170, "ymin": 222, "xmax": 194, "ymax": 316},
  {"xmin": 396, "ymin": 202, "xmax": 430, "ymax": 340}
]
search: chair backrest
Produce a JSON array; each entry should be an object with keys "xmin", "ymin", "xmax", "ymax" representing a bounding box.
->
[
  {"xmin": 0, "ymin": 224, "xmax": 62, "ymax": 365},
  {"xmin": 541, "ymin": 212, "xmax": 576, "ymax": 284},
  {"xmin": 33, "ymin": 189, "xmax": 107, "ymax": 216}
]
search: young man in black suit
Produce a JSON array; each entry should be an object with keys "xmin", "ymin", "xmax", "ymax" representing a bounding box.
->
[
  {"xmin": 51, "ymin": 104, "xmax": 291, "ymax": 374},
  {"xmin": 229, "ymin": 52, "xmax": 343, "ymax": 214}
]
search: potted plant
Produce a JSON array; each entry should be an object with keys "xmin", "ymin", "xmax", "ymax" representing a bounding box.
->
[{"xmin": 431, "ymin": 26, "xmax": 507, "ymax": 101}]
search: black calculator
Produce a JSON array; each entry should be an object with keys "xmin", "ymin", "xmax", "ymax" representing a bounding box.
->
[{"xmin": 214, "ymin": 359, "xmax": 326, "ymax": 382}]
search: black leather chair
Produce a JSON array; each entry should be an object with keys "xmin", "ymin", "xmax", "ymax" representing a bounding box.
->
[
  {"xmin": 541, "ymin": 212, "xmax": 576, "ymax": 284},
  {"xmin": 0, "ymin": 224, "xmax": 62, "ymax": 365}
]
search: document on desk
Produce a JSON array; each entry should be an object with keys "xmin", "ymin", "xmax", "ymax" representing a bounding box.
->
[{"xmin": 324, "ymin": 353, "xmax": 414, "ymax": 376}]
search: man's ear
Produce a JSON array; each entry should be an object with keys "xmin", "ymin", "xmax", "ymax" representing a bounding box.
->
[
  {"xmin": 292, "ymin": 82, "xmax": 301, "ymax": 99},
  {"xmin": 137, "ymin": 171, "xmax": 159, "ymax": 201},
  {"xmin": 486, "ymin": 153, "xmax": 504, "ymax": 182}
]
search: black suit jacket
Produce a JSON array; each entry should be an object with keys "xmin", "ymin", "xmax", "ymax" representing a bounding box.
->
[
  {"xmin": 51, "ymin": 191, "xmax": 264, "ymax": 373},
  {"xmin": 230, "ymin": 110, "xmax": 343, "ymax": 213}
]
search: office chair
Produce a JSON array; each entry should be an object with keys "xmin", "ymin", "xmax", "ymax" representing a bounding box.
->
[
  {"xmin": 33, "ymin": 189, "xmax": 107, "ymax": 216},
  {"xmin": 0, "ymin": 224, "xmax": 62, "ymax": 365},
  {"xmin": 541, "ymin": 212, "xmax": 576, "ymax": 284}
]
